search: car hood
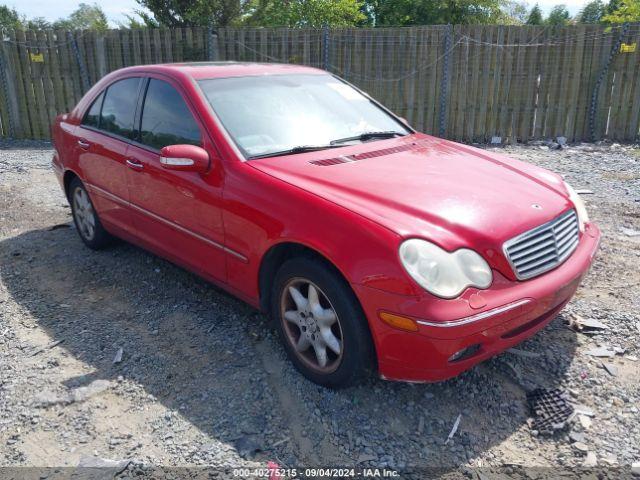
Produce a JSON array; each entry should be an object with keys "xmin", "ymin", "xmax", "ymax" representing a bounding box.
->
[{"xmin": 250, "ymin": 133, "xmax": 572, "ymax": 261}]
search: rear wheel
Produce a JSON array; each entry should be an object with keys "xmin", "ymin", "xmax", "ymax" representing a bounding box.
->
[
  {"xmin": 69, "ymin": 177, "xmax": 112, "ymax": 250},
  {"xmin": 271, "ymin": 257, "xmax": 375, "ymax": 388}
]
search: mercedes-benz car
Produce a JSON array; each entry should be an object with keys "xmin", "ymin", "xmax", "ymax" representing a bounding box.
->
[{"xmin": 52, "ymin": 62, "xmax": 600, "ymax": 388}]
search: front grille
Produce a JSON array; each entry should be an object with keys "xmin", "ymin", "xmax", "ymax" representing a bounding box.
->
[{"xmin": 504, "ymin": 209, "xmax": 579, "ymax": 280}]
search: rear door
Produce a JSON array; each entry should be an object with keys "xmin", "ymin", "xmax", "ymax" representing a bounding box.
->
[
  {"xmin": 125, "ymin": 76, "xmax": 227, "ymax": 282},
  {"xmin": 76, "ymin": 77, "xmax": 143, "ymax": 233}
]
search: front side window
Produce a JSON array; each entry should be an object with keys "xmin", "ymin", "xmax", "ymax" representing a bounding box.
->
[
  {"xmin": 100, "ymin": 78, "xmax": 141, "ymax": 139},
  {"xmin": 198, "ymin": 74, "xmax": 409, "ymax": 158},
  {"xmin": 82, "ymin": 92, "xmax": 104, "ymax": 128},
  {"xmin": 139, "ymin": 79, "xmax": 201, "ymax": 150}
]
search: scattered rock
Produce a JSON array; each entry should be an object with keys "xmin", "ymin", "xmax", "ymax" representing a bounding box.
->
[
  {"xmin": 584, "ymin": 347, "xmax": 615, "ymax": 358},
  {"xmin": 566, "ymin": 314, "xmax": 608, "ymax": 333},
  {"xmin": 113, "ymin": 347, "xmax": 123, "ymax": 364},
  {"xmin": 444, "ymin": 414, "xmax": 461, "ymax": 445},
  {"xmin": 570, "ymin": 432, "xmax": 585, "ymax": 443},
  {"xmin": 572, "ymin": 442, "xmax": 589, "ymax": 453},
  {"xmin": 578, "ymin": 415, "xmax": 592, "ymax": 430},
  {"xmin": 620, "ymin": 227, "xmax": 640, "ymax": 237},
  {"xmin": 601, "ymin": 362, "xmax": 617, "ymax": 377},
  {"xmin": 357, "ymin": 453, "xmax": 378, "ymax": 463},
  {"xmin": 583, "ymin": 451, "xmax": 597, "ymax": 467},
  {"xmin": 78, "ymin": 454, "xmax": 130, "ymax": 472}
]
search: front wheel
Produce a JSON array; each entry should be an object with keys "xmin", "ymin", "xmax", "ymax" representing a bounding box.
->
[{"xmin": 271, "ymin": 257, "xmax": 375, "ymax": 388}]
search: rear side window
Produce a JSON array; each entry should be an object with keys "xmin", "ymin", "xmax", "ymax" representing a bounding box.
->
[
  {"xmin": 100, "ymin": 78, "xmax": 141, "ymax": 139},
  {"xmin": 82, "ymin": 92, "xmax": 104, "ymax": 128},
  {"xmin": 139, "ymin": 79, "xmax": 201, "ymax": 150}
]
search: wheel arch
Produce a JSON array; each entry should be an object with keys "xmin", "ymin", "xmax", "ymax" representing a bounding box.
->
[
  {"xmin": 63, "ymin": 169, "xmax": 80, "ymax": 200},
  {"xmin": 258, "ymin": 241, "xmax": 351, "ymax": 313}
]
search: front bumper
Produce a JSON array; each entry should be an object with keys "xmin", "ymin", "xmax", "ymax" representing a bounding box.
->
[{"xmin": 354, "ymin": 223, "xmax": 601, "ymax": 382}]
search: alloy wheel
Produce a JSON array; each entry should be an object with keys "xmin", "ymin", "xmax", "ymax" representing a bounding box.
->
[
  {"xmin": 73, "ymin": 187, "xmax": 96, "ymax": 241},
  {"xmin": 280, "ymin": 278, "xmax": 344, "ymax": 373}
]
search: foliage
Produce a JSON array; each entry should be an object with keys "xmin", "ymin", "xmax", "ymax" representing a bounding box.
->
[
  {"xmin": 245, "ymin": 0, "xmax": 366, "ymax": 27},
  {"xmin": 525, "ymin": 3, "xmax": 543, "ymax": 24},
  {"xmin": 0, "ymin": 5, "xmax": 22, "ymax": 29},
  {"xmin": 546, "ymin": 4, "xmax": 571, "ymax": 24},
  {"xmin": 25, "ymin": 17, "xmax": 52, "ymax": 29},
  {"xmin": 119, "ymin": 11, "xmax": 160, "ymax": 28},
  {"xmin": 364, "ymin": 0, "xmax": 508, "ymax": 26},
  {"xmin": 52, "ymin": 3, "xmax": 109, "ymax": 31},
  {"xmin": 133, "ymin": 0, "xmax": 251, "ymax": 26},
  {"xmin": 577, "ymin": 0, "xmax": 606, "ymax": 22},
  {"xmin": 605, "ymin": 0, "xmax": 623, "ymax": 15},
  {"xmin": 500, "ymin": 0, "xmax": 529, "ymax": 24},
  {"xmin": 602, "ymin": 0, "xmax": 640, "ymax": 22}
]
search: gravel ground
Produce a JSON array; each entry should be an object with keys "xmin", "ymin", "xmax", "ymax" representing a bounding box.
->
[{"xmin": 0, "ymin": 139, "xmax": 639, "ymax": 478}]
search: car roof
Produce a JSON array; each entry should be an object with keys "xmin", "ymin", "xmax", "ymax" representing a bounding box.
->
[{"xmin": 117, "ymin": 62, "xmax": 327, "ymax": 80}]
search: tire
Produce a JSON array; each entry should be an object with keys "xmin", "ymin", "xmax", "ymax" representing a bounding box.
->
[
  {"xmin": 69, "ymin": 177, "xmax": 113, "ymax": 250},
  {"xmin": 271, "ymin": 256, "xmax": 376, "ymax": 388}
]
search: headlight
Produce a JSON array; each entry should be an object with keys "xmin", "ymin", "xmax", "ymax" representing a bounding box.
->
[
  {"xmin": 399, "ymin": 239, "xmax": 492, "ymax": 299},
  {"xmin": 564, "ymin": 181, "xmax": 589, "ymax": 232}
]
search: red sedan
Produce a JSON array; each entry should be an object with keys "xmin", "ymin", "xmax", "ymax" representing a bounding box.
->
[{"xmin": 52, "ymin": 62, "xmax": 600, "ymax": 388}]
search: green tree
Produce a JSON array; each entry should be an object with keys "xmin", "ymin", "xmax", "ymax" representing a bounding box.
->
[
  {"xmin": 25, "ymin": 17, "xmax": 52, "ymax": 29},
  {"xmin": 602, "ymin": 0, "xmax": 640, "ymax": 22},
  {"xmin": 53, "ymin": 3, "xmax": 109, "ymax": 31},
  {"xmin": 365, "ymin": 0, "xmax": 507, "ymax": 26},
  {"xmin": 526, "ymin": 3, "xmax": 544, "ymax": 24},
  {"xmin": 118, "ymin": 11, "xmax": 160, "ymax": 28},
  {"xmin": 605, "ymin": 0, "xmax": 622, "ymax": 14},
  {"xmin": 0, "ymin": 5, "xmax": 22, "ymax": 29},
  {"xmin": 500, "ymin": 0, "xmax": 529, "ymax": 24},
  {"xmin": 546, "ymin": 4, "xmax": 571, "ymax": 24},
  {"xmin": 134, "ymin": 0, "xmax": 250, "ymax": 26},
  {"xmin": 245, "ymin": 0, "xmax": 366, "ymax": 27},
  {"xmin": 577, "ymin": 0, "xmax": 606, "ymax": 22}
]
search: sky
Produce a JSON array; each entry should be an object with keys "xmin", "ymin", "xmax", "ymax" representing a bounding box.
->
[{"xmin": 12, "ymin": 0, "xmax": 593, "ymax": 26}]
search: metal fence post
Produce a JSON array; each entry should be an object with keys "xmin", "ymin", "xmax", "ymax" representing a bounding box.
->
[
  {"xmin": 69, "ymin": 31, "xmax": 90, "ymax": 92},
  {"xmin": 322, "ymin": 24, "xmax": 330, "ymax": 71},
  {"xmin": 589, "ymin": 22, "xmax": 629, "ymax": 142},
  {"xmin": 438, "ymin": 24, "xmax": 453, "ymax": 138}
]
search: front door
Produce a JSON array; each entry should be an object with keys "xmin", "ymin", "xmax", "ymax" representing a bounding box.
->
[{"xmin": 125, "ymin": 77, "xmax": 226, "ymax": 282}]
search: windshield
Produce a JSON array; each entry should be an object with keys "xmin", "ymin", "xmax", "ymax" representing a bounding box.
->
[{"xmin": 198, "ymin": 74, "xmax": 410, "ymax": 159}]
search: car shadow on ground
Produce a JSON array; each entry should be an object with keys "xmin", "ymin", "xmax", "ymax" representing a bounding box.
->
[{"xmin": 0, "ymin": 225, "xmax": 579, "ymax": 473}]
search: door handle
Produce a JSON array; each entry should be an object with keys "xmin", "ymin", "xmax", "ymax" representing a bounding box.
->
[
  {"xmin": 77, "ymin": 139, "xmax": 90, "ymax": 149},
  {"xmin": 126, "ymin": 159, "xmax": 144, "ymax": 171}
]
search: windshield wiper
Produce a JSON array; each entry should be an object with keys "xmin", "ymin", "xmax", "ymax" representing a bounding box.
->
[
  {"xmin": 249, "ymin": 144, "xmax": 342, "ymax": 159},
  {"xmin": 330, "ymin": 131, "xmax": 406, "ymax": 145}
]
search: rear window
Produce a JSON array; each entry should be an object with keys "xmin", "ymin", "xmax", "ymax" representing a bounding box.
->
[
  {"xmin": 139, "ymin": 79, "xmax": 201, "ymax": 150},
  {"xmin": 82, "ymin": 92, "xmax": 104, "ymax": 128},
  {"xmin": 100, "ymin": 78, "xmax": 141, "ymax": 139}
]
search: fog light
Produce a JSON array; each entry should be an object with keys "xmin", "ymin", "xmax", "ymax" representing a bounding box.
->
[
  {"xmin": 448, "ymin": 344, "xmax": 481, "ymax": 362},
  {"xmin": 379, "ymin": 312, "xmax": 419, "ymax": 332}
]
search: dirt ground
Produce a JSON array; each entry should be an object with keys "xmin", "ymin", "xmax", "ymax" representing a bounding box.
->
[{"xmin": 0, "ymin": 140, "xmax": 639, "ymax": 478}]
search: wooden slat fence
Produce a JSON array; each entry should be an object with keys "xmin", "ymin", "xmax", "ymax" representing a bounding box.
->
[{"xmin": 1, "ymin": 24, "xmax": 639, "ymax": 142}]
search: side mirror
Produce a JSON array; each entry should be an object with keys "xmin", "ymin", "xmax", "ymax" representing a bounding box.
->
[{"xmin": 159, "ymin": 144, "xmax": 210, "ymax": 173}]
